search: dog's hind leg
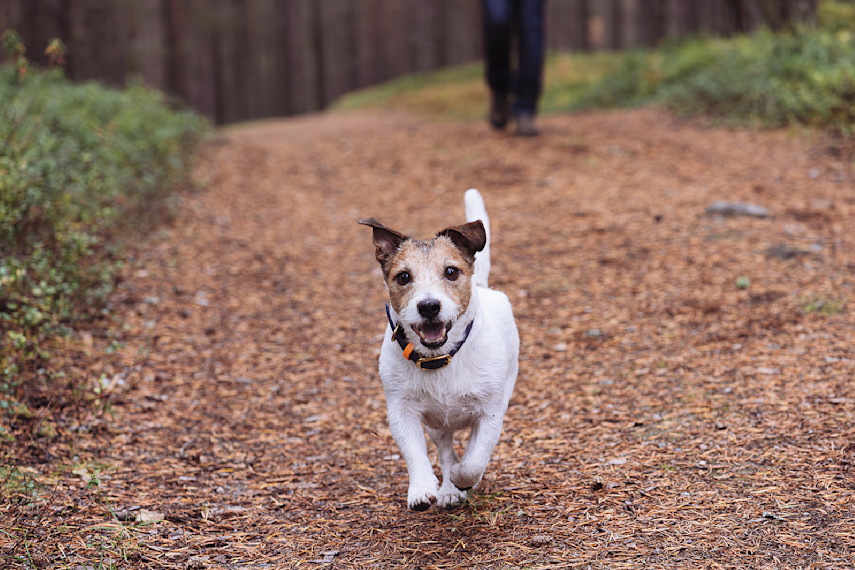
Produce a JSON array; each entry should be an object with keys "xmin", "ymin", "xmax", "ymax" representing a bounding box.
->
[
  {"xmin": 450, "ymin": 415, "xmax": 504, "ymax": 491},
  {"xmin": 427, "ymin": 427, "xmax": 468, "ymax": 508}
]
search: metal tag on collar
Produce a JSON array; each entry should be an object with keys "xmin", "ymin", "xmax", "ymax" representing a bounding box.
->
[{"xmin": 416, "ymin": 354, "xmax": 453, "ymax": 370}]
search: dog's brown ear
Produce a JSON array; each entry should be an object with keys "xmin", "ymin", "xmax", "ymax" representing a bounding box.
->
[
  {"xmin": 358, "ymin": 218, "xmax": 409, "ymax": 268},
  {"xmin": 437, "ymin": 220, "xmax": 486, "ymax": 263}
]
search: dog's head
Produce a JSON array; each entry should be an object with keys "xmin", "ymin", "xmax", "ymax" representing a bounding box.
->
[{"xmin": 359, "ymin": 218, "xmax": 486, "ymax": 351}]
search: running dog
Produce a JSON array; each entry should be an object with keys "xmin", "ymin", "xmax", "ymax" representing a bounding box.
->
[{"xmin": 359, "ymin": 189, "xmax": 519, "ymax": 510}]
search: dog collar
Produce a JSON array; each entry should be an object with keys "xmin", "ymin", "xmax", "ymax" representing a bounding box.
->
[{"xmin": 385, "ymin": 304, "xmax": 473, "ymax": 370}]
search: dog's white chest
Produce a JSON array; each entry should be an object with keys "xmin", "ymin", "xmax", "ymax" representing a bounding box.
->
[
  {"xmin": 380, "ymin": 352, "xmax": 497, "ymax": 430},
  {"xmin": 419, "ymin": 392, "xmax": 485, "ymax": 431}
]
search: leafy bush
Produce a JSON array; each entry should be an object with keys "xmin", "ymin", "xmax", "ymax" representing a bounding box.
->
[
  {"xmin": 572, "ymin": 25, "xmax": 855, "ymax": 133},
  {"xmin": 0, "ymin": 31, "xmax": 207, "ymax": 409}
]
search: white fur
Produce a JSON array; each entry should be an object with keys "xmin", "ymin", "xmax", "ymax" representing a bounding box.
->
[
  {"xmin": 377, "ymin": 190, "xmax": 519, "ymax": 510},
  {"xmin": 465, "ymin": 188, "xmax": 491, "ymax": 288}
]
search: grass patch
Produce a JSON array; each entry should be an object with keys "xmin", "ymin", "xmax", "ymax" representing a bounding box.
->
[
  {"xmin": 574, "ymin": 27, "xmax": 855, "ymax": 133},
  {"xmin": 1, "ymin": 458, "xmax": 144, "ymax": 568},
  {"xmin": 0, "ymin": 464, "xmax": 38, "ymax": 501},
  {"xmin": 333, "ymin": 51, "xmax": 626, "ymax": 120},
  {"xmin": 802, "ymin": 297, "xmax": 845, "ymax": 315},
  {"xmin": 334, "ymin": 63, "xmax": 485, "ymax": 119}
]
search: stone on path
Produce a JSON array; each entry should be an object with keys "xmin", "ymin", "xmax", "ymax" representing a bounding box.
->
[{"xmin": 705, "ymin": 201, "xmax": 770, "ymax": 218}]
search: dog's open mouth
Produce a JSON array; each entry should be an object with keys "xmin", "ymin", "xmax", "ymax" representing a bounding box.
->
[{"xmin": 412, "ymin": 321, "xmax": 448, "ymax": 349}]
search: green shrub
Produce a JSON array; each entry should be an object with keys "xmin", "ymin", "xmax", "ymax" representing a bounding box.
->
[
  {"xmin": 0, "ymin": 30, "xmax": 207, "ymax": 407},
  {"xmin": 572, "ymin": 24, "xmax": 855, "ymax": 133}
]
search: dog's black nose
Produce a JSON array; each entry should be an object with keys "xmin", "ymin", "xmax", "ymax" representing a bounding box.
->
[{"xmin": 417, "ymin": 299, "xmax": 441, "ymax": 319}]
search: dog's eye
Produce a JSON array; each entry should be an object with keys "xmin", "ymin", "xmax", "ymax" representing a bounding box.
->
[
  {"xmin": 395, "ymin": 271, "xmax": 411, "ymax": 286},
  {"xmin": 444, "ymin": 267, "xmax": 460, "ymax": 281}
]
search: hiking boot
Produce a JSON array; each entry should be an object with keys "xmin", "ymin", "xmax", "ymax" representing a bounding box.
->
[
  {"xmin": 515, "ymin": 113, "xmax": 539, "ymax": 137},
  {"xmin": 489, "ymin": 92, "xmax": 509, "ymax": 129}
]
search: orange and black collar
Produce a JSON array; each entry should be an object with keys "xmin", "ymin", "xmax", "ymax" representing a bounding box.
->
[{"xmin": 385, "ymin": 304, "xmax": 473, "ymax": 370}]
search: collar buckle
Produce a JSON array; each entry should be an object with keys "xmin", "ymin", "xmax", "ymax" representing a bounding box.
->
[{"xmin": 415, "ymin": 354, "xmax": 453, "ymax": 370}]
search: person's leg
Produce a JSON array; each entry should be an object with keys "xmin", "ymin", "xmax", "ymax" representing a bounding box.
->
[
  {"xmin": 482, "ymin": 0, "xmax": 512, "ymax": 128},
  {"xmin": 513, "ymin": 0, "xmax": 545, "ymax": 134}
]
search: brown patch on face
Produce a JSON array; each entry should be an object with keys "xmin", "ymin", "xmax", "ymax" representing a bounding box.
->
[{"xmin": 383, "ymin": 236, "xmax": 475, "ymax": 318}]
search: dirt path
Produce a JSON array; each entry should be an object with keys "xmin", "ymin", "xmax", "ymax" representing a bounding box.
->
[{"xmin": 6, "ymin": 108, "xmax": 855, "ymax": 568}]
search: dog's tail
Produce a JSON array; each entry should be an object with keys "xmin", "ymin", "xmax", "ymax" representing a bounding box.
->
[{"xmin": 464, "ymin": 188, "xmax": 491, "ymax": 288}]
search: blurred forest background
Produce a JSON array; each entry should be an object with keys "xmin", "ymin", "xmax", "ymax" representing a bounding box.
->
[{"xmin": 0, "ymin": 0, "xmax": 817, "ymax": 124}]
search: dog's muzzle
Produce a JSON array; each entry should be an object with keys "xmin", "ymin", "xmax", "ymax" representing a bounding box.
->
[{"xmin": 385, "ymin": 304, "xmax": 473, "ymax": 370}]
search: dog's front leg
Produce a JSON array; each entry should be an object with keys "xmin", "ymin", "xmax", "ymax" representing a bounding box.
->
[
  {"xmin": 387, "ymin": 406, "xmax": 439, "ymax": 511},
  {"xmin": 450, "ymin": 415, "xmax": 504, "ymax": 491},
  {"xmin": 426, "ymin": 427, "xmax": 468, "ymax": 508}
]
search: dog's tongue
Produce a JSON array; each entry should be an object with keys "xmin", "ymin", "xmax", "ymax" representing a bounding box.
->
[{"xmin": 419, "ymin": 322, "xmax": 445, "ymax": 341}]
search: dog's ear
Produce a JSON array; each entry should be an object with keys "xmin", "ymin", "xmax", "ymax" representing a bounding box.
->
[
  {"xmin": 358, "ymin": 218, "xmax": 409, "ymax": 268},
  {"xmin": 437, "ymin": 220, "xmax": 486, "ymax": 263}
]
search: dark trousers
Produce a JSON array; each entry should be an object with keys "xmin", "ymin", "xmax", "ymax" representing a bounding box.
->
[{"xmin": 482, "ymin": 0, "xmax": 545, "ymax": 115}]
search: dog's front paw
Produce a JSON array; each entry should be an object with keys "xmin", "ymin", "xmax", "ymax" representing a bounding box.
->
[
  {"xmin": 436, "ymin": 481, "xmax": 468, "ymax": 508},
  {"xmin": 450, "ymin": 462, "xmax": 483, "ymax": 491},
  {"xmin": 407, "ymin": 478, "xmax": 439, "ymax": 511}
]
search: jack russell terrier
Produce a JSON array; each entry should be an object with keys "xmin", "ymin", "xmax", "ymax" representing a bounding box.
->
[{"xmin": 359, "ymin": 189, "xmax": 519, "ymax": 511}]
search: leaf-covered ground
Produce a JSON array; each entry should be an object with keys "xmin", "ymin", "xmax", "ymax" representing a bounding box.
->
[{"xmin": 3, "ymin": 108, "xmax": 855, "ymax": 568}]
